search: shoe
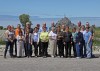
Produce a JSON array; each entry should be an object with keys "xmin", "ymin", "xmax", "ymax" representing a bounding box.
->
[
  {"xmin": 86, "ymin": 57, "xmax": 91, "ymax": 59},
  {"xmin": 4, "ymin": 56, "xmax": 6, "ymax": 59},
  {"xmin": 51, "ymin": 56, "xmax": 54, "ymax": 58},
  {"xmin": 76, "ymin": 57, "xmax": 81, "ymax": 59},
  {"xmin": 43, "ymin": 56, "xmax": 46, "ymax": 58},
  {"xmin": 35, "ymin": 56, "xmax": 38, "ymax": 58},
  {"xmin": 61, "ymin": 56, "xmax": 63, "ymax": 58}
]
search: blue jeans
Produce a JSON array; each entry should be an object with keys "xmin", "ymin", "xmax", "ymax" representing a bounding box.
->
[
  {"xmin": 76, "ymin": 43, "xmax": 81, "ymax": 57},
  {"xmin": 85, "ymin": 41, "xmax": 92, "ymax": 58}
]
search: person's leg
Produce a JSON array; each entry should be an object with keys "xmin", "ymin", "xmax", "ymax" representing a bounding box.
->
[
  {"xmin": 86, "ymin": 42, "xmax": 92, "ymax": 58},
  {"xmin": 34, "ymin": 42, "xmax": 38, "ymax": 56},
  {"xmin": 57, "ymin": 40, "xmax": 61, "ymax": 56},
  {"xmin": 49, "ymin": 40, "xmax": 53, "ymax": 57},
  {"xmin": 4, "ymin": 41, "xmax": 10, "ymax": 58},
  {"xmin": 29, "ymin": 44, "xmax": 32, "ymax": 56},
  {"xmin": 24, "ymin": 43, "xmax": 27, "ymax": 57},
  {"xmin": 68, "ymin": 42, "xmax": 71, "ymax": 57},
  {"xmin": 83, "ymin": 40, "xmax": 86, "ymax": 57},
  {"xmin": 41, "ymin": 42, "xmax": 45, "ymax": 56},
  {"xmin": 39, "ymin": 40, "xmax": 42, "ymax": 56},
  {"xmin": 14, "ymin": 39, "xmax": 17, "ymax": 56},
  {"xmin": 53, "ymin": 40, "xmax": 57, "ymax": 57},
  {"xmin": 73, "ymin": 42, "xmax": 76, "ymax": 57},
  {"xmin": 45, "ymin": 42, "xmax": 48, "ymax": 57},
  {"xmin": 9, "ymin": 42, "xmax": 14, "ymax": 57},
  {"xmin": 80, "ymin": 43, "xmax": 83, "ymax": 58},
  {"xmin": 76, "ymin": 43, "xmax": 80, "ymax": 57},
  {"xmin": 17, "ymin": 43, "xmax": 20, "ymax": 57},
  {"xmin": 65, "ymin": 43, "xmax": 68, "ymax": 58}
]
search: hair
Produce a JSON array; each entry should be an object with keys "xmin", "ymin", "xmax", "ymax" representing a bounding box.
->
[
  {"xmin": 7, "ymin": 25, "xmax": 11, "ymax": 29},
  {"xmin": 66, "ymin": 26, "xmax": 69, "ymax": 29},
  {"xmin": 86, "ymin": 27, "xmax": 90, "ymax": 29}
]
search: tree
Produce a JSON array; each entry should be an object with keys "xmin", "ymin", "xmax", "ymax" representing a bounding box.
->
[
  {"xmin": 19, "ymin": 14, "xmax": 30, "ymax": 27},
  {"xmin": 0, "ymin": 26, "xmax": 3, "ymax": 30}
]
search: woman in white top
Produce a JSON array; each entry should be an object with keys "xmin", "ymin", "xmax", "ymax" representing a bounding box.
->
[
  {"xmin": 4, "ymin": 25, "xmax": 14, "ymax": 58},
  {"xmin": 49, "ymin": 27, "xmax": 57, "ymax": 57},
  {"xmin": 16, "ymin": 31, "xmax": 25, "ymax": 57}
]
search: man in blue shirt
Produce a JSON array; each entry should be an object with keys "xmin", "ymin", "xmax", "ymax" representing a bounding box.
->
[{"xmin": 84, "ymin": 27, "xmax": 92, "ymax": 58}]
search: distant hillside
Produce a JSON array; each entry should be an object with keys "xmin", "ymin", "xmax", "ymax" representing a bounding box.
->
[{"xmin": 56, "ymin": 17, "xmax": 76, "ymax": 28}]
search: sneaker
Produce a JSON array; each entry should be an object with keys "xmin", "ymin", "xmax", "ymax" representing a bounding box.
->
[
  {"xmin": 51, "ymin": 56, "xmax": 54, "ymax": 58},
  {"xmin": 43, "ymin": 56, "xmax": 46, "ymax": 58},
  {"xmin": 76, "ymin": 57, "xmax": 81, "ymax": 59},
  {"xmin": 61, "ymin": 56, "xmax": 64, "ymax": 58}
]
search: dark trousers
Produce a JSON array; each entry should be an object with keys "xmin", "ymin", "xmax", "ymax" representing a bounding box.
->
[
  {"xmin": 82, "ymin": 40, "xmax": 86, "ymax": 57},
  {"xmin": 39, "ymin": 40, "xmax": 42, "ymax": 56},
  {"xmin": 41, "ymin": 42, "xmax": 48, "ymax": 56},
  {"xmin": 4, "ymin": 41, "xmax": 13, "ymax": 57},
  {"xmin": 13, "ymin": 39, "xmax": 17, "ymax": 56},
  {"xmin": 33, "ymin": 42, "xmax": 38, "ymax": 56},
  {"xmin": 72, "ymin": 41, "xmax": 76, "ymax": 57},
  {"xmin": 65, "ymin": 42, "xmax": 71, "ymax": 57},
  {"xmin": 57, "ymin": 40, "xmax": 64, "ymax": 56},
  {"xmin": 25, "ymin": 42, "xmax": 32, "ymax": 57}
]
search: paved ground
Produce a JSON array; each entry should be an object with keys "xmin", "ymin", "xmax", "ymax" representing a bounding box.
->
[
  {"xmin": 0, "ymin": 54, "xmax": 100, "ymax": 71},
  {"xmin": 0, "ymin": 45, "xmax": 100, "ymax": 71}
]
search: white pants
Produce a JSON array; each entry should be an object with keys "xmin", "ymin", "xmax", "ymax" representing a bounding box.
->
[
  {"xmin": 17, "ymin": 41, "xmax": 24, "ymax": 57},
  {"xmin": 49, "ymin": 40, "xmax": 57, "ymax": 56}
]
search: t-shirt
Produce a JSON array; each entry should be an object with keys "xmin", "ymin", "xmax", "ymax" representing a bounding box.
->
[{"xmin": 84, "ymin": 31, "xmax": 92, "ymax": 43}]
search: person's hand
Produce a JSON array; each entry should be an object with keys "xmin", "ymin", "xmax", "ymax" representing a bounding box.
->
[
  {"xmin": 11, "ymin": 40, "xmax": 13, "ymax": 43},
  {"xmin": 64, "ymin": 42, "xmax": 66, "ymax": 45},
  {"xmin": 79, "ymin": 42, "xmax": 81, "ymax": 45},
  {"xmin": 37, "ymin": 42, "xmax": 39, "ymax": 45},
  {"xmin": 71, "ymin": 42, "xmax": 72, "ymax": 44}
]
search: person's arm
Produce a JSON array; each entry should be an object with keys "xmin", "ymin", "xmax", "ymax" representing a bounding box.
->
[
  {"xmin": 70, "ymin": 32, "xmax": 73, "ymax": 44},
  {"xmin": 88, "ymin": 33, "xmax": 92, "ymax": 43}
]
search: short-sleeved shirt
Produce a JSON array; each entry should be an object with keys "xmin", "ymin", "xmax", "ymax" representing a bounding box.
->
[{"xmin": 84, "ymin": 31, "xmax": 92, "ymax": 43}]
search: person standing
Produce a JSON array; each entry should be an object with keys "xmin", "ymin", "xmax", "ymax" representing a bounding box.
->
[
  {"xmin": 49, "ymin": 27, "xmax": 57, "ymax": 58},
  {"xmin": 31, "ymin": 27, "xmax": 39, "ymax": 57},
  {"xmin": 81, "ymin": 25, "xmax": 86, "ymax": 57},
  {"xmin": 40, "ymin": 26, "xmax": 49, "ymax": 58},
  {"xmin": 4, "ymin": 25, "xmax": 14, "ymax": 58},
  {"xmin": 61, "ymin": 24, "xmax": 65, "ymax": 57},
  {"xmin": 72, "ymin": 27, "xmax": 77, "ymax": 57},
  {"xmin": 15, "ymin": 24, "xmax": 22, "ymax": 56},
  {"xmin": 75, "ymin": 28, "xmax": 83, "ymax": 58},
  {"xmin": 56, "ymin": 26, "xmax": 64, "ymax": 57},
  {"xmin": 84, "ymin": 27, "xmax": 92, "ymax": 58},
  {"xmin": 16, "ymin": 31, "xmax": 25, "ymax": 58},
  {"xmin": 63, "ymin": 26, "xmax": 72, "ymax": 58},
  {"xmin": 24, "ymin": 22, "xmax": 33, "ymax": 57}
]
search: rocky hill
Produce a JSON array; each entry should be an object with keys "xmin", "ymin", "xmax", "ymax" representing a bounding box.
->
[{"xmin": 55, "ymin": 17, "xmax": 76, "ymax": 28}]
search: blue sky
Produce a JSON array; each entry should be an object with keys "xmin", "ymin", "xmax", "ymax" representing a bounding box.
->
[{"xmin": 0, "ymin": 0, "xmax": 100, "ymax": 17}]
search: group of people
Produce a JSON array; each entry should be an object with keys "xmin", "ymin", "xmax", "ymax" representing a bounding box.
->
[{"xmin": 4, "ymin": 21, "xmax": 94, "ymax": 59}]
